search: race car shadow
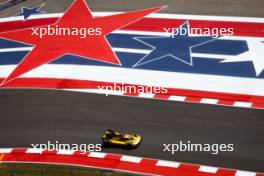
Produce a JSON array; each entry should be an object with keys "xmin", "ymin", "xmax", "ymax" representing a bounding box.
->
[{"xmin": 101, "ymin": 143, "xmax": 140, "ymax": 150}]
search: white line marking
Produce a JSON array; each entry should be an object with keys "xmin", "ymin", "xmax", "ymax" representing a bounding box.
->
[
  {"xmin": 169, "ymin": 96, "xmax": 186, "ymax": 101},
  {"xmin": 113, "ymin": 47, "xmax": 150, "ymax": 54},
  {"xmin": 201, "ymin": 98, "xmax": 219, "ymax": 104},
  {"xmin": 26, "ymin": 148, "xmax": 44, "ymax": 154},
  {"xmin": 66, "ymin": 89, "xmax": 124, "ymax": 96},
  {"xmin": 233, "ymin": 102, "xmax": 253, "ymax": 108},
  {"xmin": 235, "ymin": 170, "xmax": 257, "ymax": 176},
  {"xmin": 88, "ymin": 152, "xmax": 106, "ymax": 158},
  {"xmin": 0, "ymin": 47, "xmax": 33, "ymax": 53},
  {"xmin": 120, "ymin": 155, "xmax": 142, "ymax": 163},
  {"xmin": 113, "ymin": 30, "xmax": 169, "ymax": 36},
  {"xmin": 0, "ymin": 47, "xmax": 151, "ymax": 55},
  {"xmin": 156, "ymin": 160, "xmax": 180, "ymax": 168},
  {"xmin": 0, "ymin": 148, "xmax": 12, "ymax": 153},
  {"xmin": 57, "ymin": 150, "xmax": 75, "ymax": 155},
  {"xmin": 199, "ymin": 166, "xmax": 219, "ymax": 173},
  {"xmin": 64, "ymin": 89, "xmax": 106, "ymax": 94},
  {"xmin": 138, "ymin": 93, "xmax": 155, "ymax": 98},
  {"xmin": 0, "ymin": 13, "xmax": 62, "ymax": 23},
  {"xmin": 102, "ymin": 90, "xmax": 124, "ymax": 96}
]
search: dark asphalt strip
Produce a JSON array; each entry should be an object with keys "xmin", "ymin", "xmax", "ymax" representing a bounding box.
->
[
  {"xmin": 0, "ymin": 0, "xmax": 264, "ymax": 18},
  {"xmin": 0, "ymin": 89, "xmax": 263, "ymax": 172}
]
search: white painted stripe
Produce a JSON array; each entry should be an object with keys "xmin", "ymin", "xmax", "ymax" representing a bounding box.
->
[
  {"xmin": 0, "ymin": 148, "xmax": 12, "ymax": 153},
  {"xmin": 104, "ymin": 90, "xmax": 124, "ymax": 96},
  {"xmin": 0, "ymin": 13, "xmax": 62, "ymax": 23},
  {"xmin": 120, "ymin": 155, "xmax": 142, "ymax": 163},
  {"xmin": 138, "ymin": 93, "xmax": 155, "ymax": 98},
  {"xmin": 93, "ymin": 12, "xmax": 264, "ymax": 23},
  {"xmin": 0, "ymin": 65, "xmax": 264, "ymax": 96},
  {"xmin": 199, "ymin": 166, "xmax": 219, "ymax": 173},
  {"xmin": 65, "ymin": 88, "xmax": 154, "ymax": 98},
  {"xmin": 88, "ymin": 152, "xmax": 106, "ymax": 158},
  {"xmin": 156, "ymin": 160, "xmax": 180, "ymax": 168},
  {"xmin": 113, "ymin": 30, "xmax": 169, "ymax": 36},
  {"xmin": 201, "ymin": 98, "xmax": 219, "ymax": 104},
  {"xmin": 192, "ymin": 53, "xmax": 236, "ymax": 60},
  {"xmin": 235, "ymin": 170, "xmax": 256, "ymax": 176},
  {"xmin": 26, "ymin": 148, "xmax": 44, "ymax": 154},
  {"xmin": 57, "ymin": 150, "xmax": 75, "ymax": 155},
  {"xmin": 64, "ymin": 89, "xmax": 124, "ymax": 96},
  {"xmin": 0, "ymin": 12, "xmax": 263, "ymax": 23},
  {"xmin": 233, "ymin": 102, "xmax": 253, "ymax": 108},
  {"xmin": 0, "ymin": 47, "xmax": 150, "ymax": 55},
  {"xmin": 64, "ymin": 89, "xmax": 107, "ymax": 94},
  {"xmin": 113, "ymin": 47, "xmax": 150, "ymax": 54},
  {"xmin": 0, "ymin": 47, "xmax": 33, "ymax": 53},
  {"xmin": 169, "ymin": 96, "xmax": 186, "ymax": 101},
  {"xmin": 91, "ymin": 89, "xmax": 124, "ymax": 96},
  {"xmin": 0, "ymin": 47, "xmax": 150, "ymax": 54}
]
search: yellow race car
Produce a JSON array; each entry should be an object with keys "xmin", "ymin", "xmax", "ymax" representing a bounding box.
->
[{"xmin": 102, "ymin": 129, "xmax": 141, "ymax": 149}]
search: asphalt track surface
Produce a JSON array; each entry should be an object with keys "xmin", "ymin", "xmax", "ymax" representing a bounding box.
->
[
  {"xmin": 0, "ymin": 0, "xmax": 264, "ymax": 173},
  {"xmin": 0, "ymin": 89, "xmax": 263, "ymax": 172}
]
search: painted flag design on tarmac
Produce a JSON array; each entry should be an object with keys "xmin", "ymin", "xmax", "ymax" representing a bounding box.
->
[{"xmin": 0, "ymin": 0, "xmax": 263, "ymax": 108}]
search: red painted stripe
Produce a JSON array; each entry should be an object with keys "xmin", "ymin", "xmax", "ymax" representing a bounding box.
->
[
  {"xmin": 178, "ymin": 163, "xmax": 200, "ymax": 172},
  {"xmin": 252, "ymin": 102, "xmax": 264, "ymax": 109},
  {"xmin": 42, "ymin": 150, "xmax": 58, "ymax": 155},
  {"xmin": 10, "ymin": 148, "xmax": 27, "ymax": 153},
  {"xmin": 154, "ymin": 93, "xmax": 171, "ymax": 99},
  {"xmin": 124, "ymin": 92, "xmax": 140, "ymax": 97},
  {"xmin": 0, "ymin": 17, "xmax": 263, "ymax": 37},
  {"xmin": 257, "ymin": 174, "xmax": 264, "ymax": 176},
  {"xmin": 0, "ymin": 18, "xmax": 57, "ymax": 33},
  {"xmin": 105, "ymin": 154, "xmax": 122, "ymax": 160},
  {"xmin": 185, "ymin": 97, "xmax": 202, "ymax": 102},
  {"xmin": 217, "ymin": 100, "xmax": 236, "ymax": 106},
  {"xmin": 1, "ymin": 77, "xmax": 263, "ymax": 108},
  {"xmin": 73, "ymin": 151, "xmax": 91, "ymax": 156},
  {"xmin": 216, "ymin": 168, "xmax": 237, "ymax": 176}
]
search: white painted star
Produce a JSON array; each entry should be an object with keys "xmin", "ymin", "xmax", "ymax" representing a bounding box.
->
[{"xmin": 221, "ymin": 39, "xmax": 264, "ymax": 76}]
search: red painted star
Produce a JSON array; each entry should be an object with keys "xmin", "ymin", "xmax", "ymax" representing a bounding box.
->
[{"xmin": 0, "ymin": 0, "xmax": 162, "ymax": 85}]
